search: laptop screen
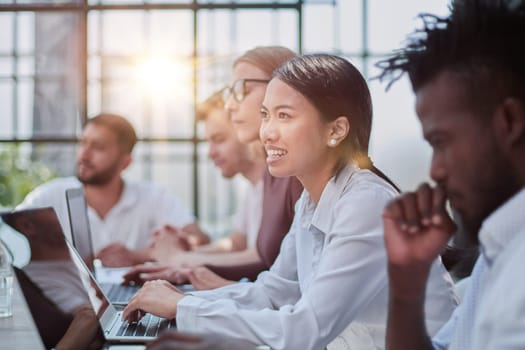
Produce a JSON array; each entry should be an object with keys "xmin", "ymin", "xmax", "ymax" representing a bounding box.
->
[
  {"xmin": 0, "ymin": 207, "xmax": 106, "ymax": 348},
  {"xmin": 65, "ymin": 187, "xmax": 96, "ymax": 272}
]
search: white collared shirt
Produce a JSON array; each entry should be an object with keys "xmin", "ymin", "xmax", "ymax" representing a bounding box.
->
[
  {"xmin": 432, "ymin": 187, "xmax": 525, "ymax": 350},
  {"xmin": 177, "ymin": 164, "xmax": 457, "ymax": 350},
  {"xmin": 18, "ymin": 177, "xmax": 195, "ymax": 252}
]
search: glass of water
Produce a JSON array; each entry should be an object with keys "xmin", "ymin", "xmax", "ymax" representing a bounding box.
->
[{"xmin": 0, "ymin": 240, "xmax": 13, "ymax": 318}]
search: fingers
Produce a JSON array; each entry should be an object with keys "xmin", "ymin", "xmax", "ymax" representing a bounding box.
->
[{"xmin": 384, "ymin": 183, "xmax": 450, "ymax": 234}]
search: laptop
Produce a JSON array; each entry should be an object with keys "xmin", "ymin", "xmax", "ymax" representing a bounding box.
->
[
  {"xmin": 1, "ymin": 207, "xmax": 176, "ymax": 345},
  {"xmin": 65, "ymin": 187, "xmax": 194, "ymax": 304},
  {"xmin": 65, "ymin": 187, "xmax": 140, "ymax": 305}
]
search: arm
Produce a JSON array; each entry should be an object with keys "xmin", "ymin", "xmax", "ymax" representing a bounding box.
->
[
  {"xmin": 96, "ymin": 243, "xmax": 152, "ymax": 267},
  {"xmin": 383, "ymin": 184, "xmax": 455, "ymax": 350},
  {"xmin": 192, "ymin": 232, "xmax": 247, "ymax": 253},
  {"xmin": 164, "ymin": 247, "xmax": 260, "ymax": 268},
  {"xmin": 175, "ymin": 186, "xmax": 394, "ymax": 349}
]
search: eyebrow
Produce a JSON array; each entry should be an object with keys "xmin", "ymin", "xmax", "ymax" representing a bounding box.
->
[{"xmin": 261, "ymin": 103, "xmax": 295, "ymax": 112}]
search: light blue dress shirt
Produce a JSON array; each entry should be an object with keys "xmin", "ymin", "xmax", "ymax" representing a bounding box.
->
[
  {"xmin": 432, "ymin": 187, "xmax": 525, "ymax": 350},
  {"xmin": 177, "ymin": 164, "xmax": 457, "ymax": 350}
]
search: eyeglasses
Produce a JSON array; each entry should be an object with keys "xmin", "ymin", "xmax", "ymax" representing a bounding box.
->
[{"xmin": 221, "ymin": 78, "xmax": 269, "ymax": 104}]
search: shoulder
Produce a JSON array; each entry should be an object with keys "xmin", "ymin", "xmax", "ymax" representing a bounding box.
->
[
  {"xmin": 341, "ymin": 169, "xmax": 398, "ymax": 204},
  {"xmin": 25, "ymin": 177, "xmax": 80, "ymax": 199}
]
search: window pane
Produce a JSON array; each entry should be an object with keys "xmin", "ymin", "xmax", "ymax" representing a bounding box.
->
[
  {"xmin": 199, "ymin": 9, "xmax": 298, "ymax": 58},
  {"xmin": 17, "ymin": 13, "xmax": 35, "ymax": 54},
  {"xmin": 0, "ymin": 57, "xmax": 13, "ymax": 76},
  {"xmin": 0, "ymin": 81, "xmax": 14, "ymax": 138},
  {"xmin": 368, "ymin": 0, "xmax": 450, "ymax": 54},
  {"xmin": 0, "ymin": 14, "xmax": 14, "ymax": 54},
  {"xmin": 368, "ymin": 62, "xmax": 432, "ymax": 191}
]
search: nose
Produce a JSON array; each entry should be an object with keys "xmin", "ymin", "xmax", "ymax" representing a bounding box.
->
[
  {"xmin": 208, "ymin": 143, "xmax": 218, "ymax": 160},
  {"xmin": 429, "ymin": 152, "xmax": 447, "ymax": 184},
  {"xmin": 224, "ymin": 94, "xmax": 237, "ymax": 112},
  {"xmin": 260, "ymin": 116, "xmax": 277, "ymax": 144}
]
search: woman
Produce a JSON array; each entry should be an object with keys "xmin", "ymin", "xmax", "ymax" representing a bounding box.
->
[
  {"xmin": 122, "ymin": 54, "xmax": 457, "ymax": 349},
  {"xmin": 125, "ymin": 46, "xmax": 303, "ymax": 289}
]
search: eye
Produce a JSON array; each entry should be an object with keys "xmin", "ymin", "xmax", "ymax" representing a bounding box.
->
[
  {"xmin": 260, "ymin": 110, "xmax": 269, "ymax": 120},
  {"xmin": 278, "ymin": 112, "xmax": 289, "ymax": 120}
]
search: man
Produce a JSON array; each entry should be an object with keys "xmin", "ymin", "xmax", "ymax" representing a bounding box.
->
[
  {"xmin": 377, "ymin": 1, "xmax": 525, "ymax": 349},
  {"xmin": 18, "ymin": 113, "xmax": 207, "ymax": 267},
  {"xmin": 126, "ymin": 90, "xmax": 268, "ymax": 289}
]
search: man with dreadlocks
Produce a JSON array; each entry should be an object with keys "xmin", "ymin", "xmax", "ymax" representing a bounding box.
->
[{"xmin": 377, "ymin": 0, "xmax": 525, "ymax": 349}]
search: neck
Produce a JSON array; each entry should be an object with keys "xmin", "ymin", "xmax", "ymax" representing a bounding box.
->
[
  {"xmin": 298, "ymin": 158, "xmax": 340, "ymax": 204},
  {"xmin": 241, "ymin": 142, "xmax": 267, "ymax": 185},
  {"xmin": 83, "ymin": 176, "xmax": 124, "ymax": 219}
]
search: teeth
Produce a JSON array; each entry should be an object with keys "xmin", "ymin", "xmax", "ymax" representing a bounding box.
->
[{"xmin": 267, "ymin": 149, "xmax": 287, "ymax": 156}]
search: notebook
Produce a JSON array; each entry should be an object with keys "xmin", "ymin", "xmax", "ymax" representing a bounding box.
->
[
  {"xmin": 65, "ymin": 187, "xmax": 140, "ymax": 305},
  {"xmin": 1, "ymin": 207, "xmax": 177, "ymax": 344}
]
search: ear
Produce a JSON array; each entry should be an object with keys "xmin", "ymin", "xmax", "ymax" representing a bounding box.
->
[
  {"xmin": 327, "ymin": 116, "xmax": 350, "ymax": 145},
  {"xmin": 493, "ymin": 97, "xmax": 525, "ymax": 151},
  {"xmin": 120, "ymin": 153, "xmax": 132, "ymax": 171}
]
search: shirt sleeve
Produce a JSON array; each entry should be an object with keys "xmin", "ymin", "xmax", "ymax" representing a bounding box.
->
[{"xmin": 177, "ymin": 186, "xmax": 391, "ymax": 350}]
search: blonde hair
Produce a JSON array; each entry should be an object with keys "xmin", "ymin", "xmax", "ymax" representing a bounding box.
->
[{"xmin": 234, "ymin": 46, "xmax": 297, "ymax": 77}]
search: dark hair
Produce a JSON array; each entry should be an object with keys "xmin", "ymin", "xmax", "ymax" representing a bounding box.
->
[
  {"xmin": 376, "ymin": 0, "xmax": 525, "ymax": 117},
  {"xmin": 273, "ymin": 54, "xmax": 399, "ymax": 191},
  {"xmin": 196, "ymin": 90, "xmax": 225, "ymax": 121},
  {"xmin": 85, "ymin": 113, "xmax": 137, "ymax": 154}
]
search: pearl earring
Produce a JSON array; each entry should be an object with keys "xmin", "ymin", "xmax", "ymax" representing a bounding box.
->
[{"xmin": 329, "ymin": 139, "xmax": 337, "ymax": 146}]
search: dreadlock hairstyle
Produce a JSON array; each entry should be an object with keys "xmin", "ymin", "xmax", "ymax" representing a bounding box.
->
[
  {"xmin": 273, "ymin": 54, "xmax": 400, "ymax": 192},
  {"xmin": 376, "ymin": 0, "xmax": 525, "ymax": 118}
]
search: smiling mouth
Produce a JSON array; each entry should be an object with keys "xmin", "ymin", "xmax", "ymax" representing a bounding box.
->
[{"xmin": 266, "ymin": 149, "xmax": 288, "ymax": 162}]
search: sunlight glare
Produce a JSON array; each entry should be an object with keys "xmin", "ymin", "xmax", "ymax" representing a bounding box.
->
[{"xmin": 135, "ymin": 56, "xmax": 190, "ymax": 97}]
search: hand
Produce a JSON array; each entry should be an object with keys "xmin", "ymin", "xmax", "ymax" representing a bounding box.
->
[
  {"xmin": 184, "ymin": 266, "xmax": 235, "ymax": 291},
  {"xmin": 121, "ymin": 280, "xmax": 185, "ymax": 322},
  {"xmin": 149, "ymin": 225, "xmax": 192, "ymax": 264},
  {"xmin": 96, "ymin": 243, "xmax": 141, "ymax": 267},
  {"xmin": 122, "ymin": 264, "xmax": 182, "ymax": 285},
  {"xmin": 383, "ymin": 184, "xmax": 456, "ymax": 298},
  {"xmin": 147, "ymin": 330, "xmax": 257, "ymax": 350}
]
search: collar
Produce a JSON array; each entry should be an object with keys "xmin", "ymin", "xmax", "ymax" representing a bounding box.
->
[
  {"xmin": 302, "ymin": 163, "xmax": 359, "ymax": 235},
  {"xmin": 479, "ymin": 187, "xmax": 525, "ymax": 264},
  {"xmin": 112, "ymin": 179, "xmax": 139, "ymax": 212}
]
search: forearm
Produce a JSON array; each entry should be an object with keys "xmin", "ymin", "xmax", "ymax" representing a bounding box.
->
[
  {"xmin": 131, "ymin": 248, "xmax": 154, "ymax": 264},
  {"xmin": 172, "ymin": 247, "xmax": 260, "ymax": 267},
  {"xmin": 386, "ymin": 265, "xmax": 434, "ymax": 350},
  {"xmin": 193, "ymin": 232, "xmax": 247, "ymax": 253}
]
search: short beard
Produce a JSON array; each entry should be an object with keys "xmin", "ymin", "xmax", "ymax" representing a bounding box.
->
[{"xmin": 77, "ymin": 163, "xmax": 120, "ymax": 186}]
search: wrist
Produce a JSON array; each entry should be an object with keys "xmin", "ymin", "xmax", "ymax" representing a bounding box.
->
[{"xmin": 388, "ymin": 263, "xmax": 430, "ymax": 301}]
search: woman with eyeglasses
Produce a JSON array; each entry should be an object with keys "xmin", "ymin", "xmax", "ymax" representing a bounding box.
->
[
  {"xmin": 175, "ymin": 47, "xmax": 304, "ymax": 287},
  {"xmin": 122, "ymin": 53, "xmax": 457, "ymax": 349}
]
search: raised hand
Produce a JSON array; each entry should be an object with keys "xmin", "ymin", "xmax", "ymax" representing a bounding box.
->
[{"xmin": 383, "ymin": 183, "xmax": 456, "ymax": 296}]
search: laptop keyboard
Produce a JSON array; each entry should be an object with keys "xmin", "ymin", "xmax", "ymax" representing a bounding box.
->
[
  {"xmin": 117, "ymin": 314, "xmax": 176, "ymax": 337},
  {"xmin": 101, "ymin": 283, "xmax": 139, "ymax": 304}
]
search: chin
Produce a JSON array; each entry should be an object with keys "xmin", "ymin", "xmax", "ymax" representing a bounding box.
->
[{"xmin": 267, "ymin": 165, "xmax": 290, "ymax": 178}]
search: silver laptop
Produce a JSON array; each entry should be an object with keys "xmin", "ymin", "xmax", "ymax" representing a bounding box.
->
[
  {"xmin": 1, "ymin": 207, "xmax": 176, "ymax": 344},
  {"xmin": 65, "ymin": 187, "xmax": 194, "ymax": 304},
  {"xmin": 65, "ymin": 187, "xmax": 140, "ymax": 305}
]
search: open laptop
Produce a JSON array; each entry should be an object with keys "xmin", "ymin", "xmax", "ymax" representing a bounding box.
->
[
  {"xmin": 65, "ymin": 187, "xmax": 140, "ymax": 305},
  {"xmin": 65, "ymin": 187, "xmax": 193, "ymax": 305},
  {"xmin": 1, "ymin": 207, "xmax": 176, "ymax": 345}
]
